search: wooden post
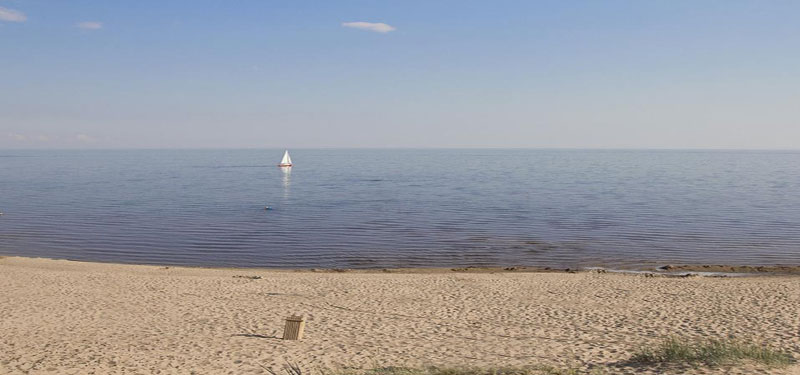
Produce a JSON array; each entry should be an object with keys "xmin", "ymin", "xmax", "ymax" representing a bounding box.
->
[{"xmin": 283, "ymin": 315, "xmax": 305, "ymax": 340}]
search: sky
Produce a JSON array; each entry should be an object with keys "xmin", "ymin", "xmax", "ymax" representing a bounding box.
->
[{"xmin": 1, "ymin": 0, "xmax": 799, "ymax": 149}]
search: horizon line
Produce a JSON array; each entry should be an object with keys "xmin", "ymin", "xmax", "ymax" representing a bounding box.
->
[{"xmin": 2, "ymin": 146, "xmax": 800, "ymax": 152}]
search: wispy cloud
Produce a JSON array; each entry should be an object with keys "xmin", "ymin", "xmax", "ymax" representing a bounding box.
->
[
  {"xmin": 76, "ymin": 134, "xmax": 97, "ymax": 143},
  {"xmin": 0, "ymin": 6, "xmax": 26, "ymax": 22},
  {"xmin": 7, "ymin": 133, "xmax": 27, "ymax": 141},
  {"xmin": 6, "ymin": 133, "xmax": 51, "ymax": 142},
  {"xmin": 341, "ymin": 21, "xmax": 395, "ymax": 33},
  {"xmin": 77, "ymin": 21, "xmax": 102, "ymax": 30}
]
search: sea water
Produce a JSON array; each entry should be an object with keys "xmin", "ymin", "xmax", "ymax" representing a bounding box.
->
[{"xmin": 1, "ymin": 149, "xmax": 798, "ymax": 269}]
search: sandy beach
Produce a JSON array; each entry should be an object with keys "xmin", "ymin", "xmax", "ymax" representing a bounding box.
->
[{"xmin": 1, "ymin": 256, "xmax": 798, "ymax": 374}]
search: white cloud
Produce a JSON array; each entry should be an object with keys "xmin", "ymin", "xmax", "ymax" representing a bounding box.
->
[
  {"xmin": 77, "ymin": 21, "xmax": 102, "ymax": 30},
  {"xmin": 0, "ymin": 6, "xmax": 26, "ymax": 22},
  {"xmin": 341, "ymin": 21, "xmax": 395, "ymax": 33}
]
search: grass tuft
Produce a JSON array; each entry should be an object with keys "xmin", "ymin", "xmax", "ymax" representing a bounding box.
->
[
  {"xmin": 261, "ymin": 337, "xmax": 795, "ymax": 375},
  {"xmin": 630, "ymin": 336, "xmax": 795, "ymax": 367}
]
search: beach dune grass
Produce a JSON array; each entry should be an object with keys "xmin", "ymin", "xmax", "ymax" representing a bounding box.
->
[
  {"xmin": 630, "ymin": 336, "xmax": 795, "ymax": 367},
  {"xmin": 263, "ymin": 337, "xmax": 796, "ymax": 375}
]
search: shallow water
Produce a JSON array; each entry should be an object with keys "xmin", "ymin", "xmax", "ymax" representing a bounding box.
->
[{"xmin": 1, "ymin": 149, "xmax": 799, "ymax": 269}]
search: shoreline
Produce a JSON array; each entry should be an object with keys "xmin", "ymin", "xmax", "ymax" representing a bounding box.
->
[{"xmin": 3, "ymin": 255, "xmax": 800, "ymax": 276}]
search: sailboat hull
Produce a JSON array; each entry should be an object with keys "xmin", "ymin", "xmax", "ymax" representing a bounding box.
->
[{"xmin": 278, "ymin": 164, "xmax": 293, "ymax": 167}]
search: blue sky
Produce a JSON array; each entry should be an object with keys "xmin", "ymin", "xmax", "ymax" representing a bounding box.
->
[{"xmin": 2, "ymin": 1, "xmax": 799, "ymax": 149}]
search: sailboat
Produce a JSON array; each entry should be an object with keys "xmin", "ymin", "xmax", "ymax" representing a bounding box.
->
[{"xmin": 278, "ymin": 150, "xmax": 293, "ymax": 167}]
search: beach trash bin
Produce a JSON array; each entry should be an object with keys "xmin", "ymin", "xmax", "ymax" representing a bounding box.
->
[{"xmin": 283, "ymin": 315, "xmax": 305, "ymax": 340}]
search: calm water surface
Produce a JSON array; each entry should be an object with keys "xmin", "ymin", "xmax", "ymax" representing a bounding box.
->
[{"xmin": 1, "ymin": 149, "xmax": 798, "ymax": 269}]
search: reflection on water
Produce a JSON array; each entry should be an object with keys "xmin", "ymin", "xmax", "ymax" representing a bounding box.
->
[{"xmin": 279, "ymin": 166, "xmax": 291, "ymax": 198}]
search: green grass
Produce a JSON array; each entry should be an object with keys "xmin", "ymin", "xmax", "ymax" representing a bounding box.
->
[
  {"xmin": 630, "ymin": 336, "xmax": 795, "ymax": 367},
  {"xmin": 260, "ymin": 337, "xmax": 795, "ymax": 375}
]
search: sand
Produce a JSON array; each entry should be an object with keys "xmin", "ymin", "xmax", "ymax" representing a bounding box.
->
[{"xmin": 1, "ymin": 256, "xmax": 799, "ymax": 375}]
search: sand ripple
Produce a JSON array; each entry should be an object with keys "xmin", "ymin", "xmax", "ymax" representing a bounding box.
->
[{"xmin": 1, "ymin": 257, "xmax": 799, "ymax": 374}]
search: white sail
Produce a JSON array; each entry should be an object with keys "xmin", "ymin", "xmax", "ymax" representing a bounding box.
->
[{"xmin": 280, "ymin": 150, "xmax": 292, "ymax": 165}]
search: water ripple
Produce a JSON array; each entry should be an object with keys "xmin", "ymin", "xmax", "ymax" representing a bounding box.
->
[{"xmin": 1, "ymin": 149, "xmax": 799, "ymax": 269}]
